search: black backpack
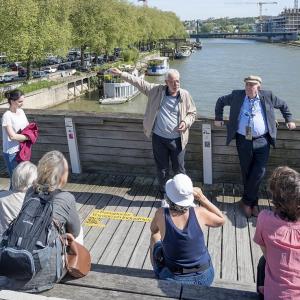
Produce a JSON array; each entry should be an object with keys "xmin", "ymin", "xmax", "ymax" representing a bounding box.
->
[{"xmin": 0, "ymin": 190, "xmax": 65, "ymax": 292}]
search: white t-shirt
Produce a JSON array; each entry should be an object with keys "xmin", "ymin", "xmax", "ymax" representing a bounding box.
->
[{"xmin": 2, "ymin": 109, "xmax": 29, "ymax": 154}]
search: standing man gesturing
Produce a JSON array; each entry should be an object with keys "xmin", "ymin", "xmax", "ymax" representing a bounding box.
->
[
  {"xmin": 110, "ymin": 68, "xmax": 196, "ymax": 198},
  {"xmin": 215, "ymin": 75, "xmax": 296, "ymax": 217}
]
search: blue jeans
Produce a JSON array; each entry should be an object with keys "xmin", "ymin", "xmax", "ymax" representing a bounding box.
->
[
  {"xmin": 152, "ymin": 241, "xmax": 214, "ymax": 286},
  {"xmin": 3, "ymin": 152, "xmax": 18, "ymax": 190}
]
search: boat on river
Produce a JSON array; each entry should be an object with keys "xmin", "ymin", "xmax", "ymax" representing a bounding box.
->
[
  {"xmin": 99, "ymin": 68, "xmax": 143, "ymax": 105},
  {"xmin": 175, "ymin": 46, "xmax": 192, "ymax": 59},
  {"xmin": 146, "ymin": 57, "xmax": 169, "ymax": 76}
]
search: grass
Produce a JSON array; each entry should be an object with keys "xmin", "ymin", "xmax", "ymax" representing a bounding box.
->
[
  {"xmin": 19, "ymin": 80, "xmax": 60, "ymax": 94},
  {"xmin": 0, "ymin": 80, "xmax": 61, "ymax": 103}
]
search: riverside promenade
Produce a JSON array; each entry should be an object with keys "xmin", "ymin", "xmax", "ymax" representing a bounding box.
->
[{"xmin": 0, "ymin": 110, "xmax": 299, "ymax": 299}]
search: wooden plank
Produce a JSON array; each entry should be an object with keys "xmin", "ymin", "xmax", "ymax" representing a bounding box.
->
[
  {"xmin": 99, "ymin": 177, "xmax": 155, "ymax": 265},
  {"xmin": 113, "ymin": 185, "xmax": 157, "ymax": 267},
  {"xmin": 221, "ymin": 183, "xmax": 237, "ymax": 281},
  {"xmin": 83, "ymin": 175, "xmax": 133, "ymax": 250},
  {"xmin": 89, "ymin": 176, "xmax": 145, "ymax": 263},
  {"xmin": 59, "ymin": 270, "xmax": 181, "ymax": 299},
  {"xmin": 247, "ymin": 187, "xmax": 268, "ymax": 282},
  {"xmin": 181, "ymin": 281, "xmax": 257, "ymax": 300},
  {"xmin": 127, "ymin": 197, "xmax": 160, "ymax": 269},
  {"xmin": 77, "ymin": 137, "xmax": 153, "ymax": 150},
  {"xmin": 234, "ymin": 186, "xmax": 254, "ymax": 284},
  {"xmin": 43, "ymin": 283, "xmax": 177, "ymax": 300},
  {"xmin": 78, "ymin": 153, "xmax": 202, "ymax": 169},
  {"xmin": 206, "ymin": 185, "xmax": 222, "ymax": 280},
  {"xmin": 77, "ymin": 128, "xmax": 150, "ymax": 141}
]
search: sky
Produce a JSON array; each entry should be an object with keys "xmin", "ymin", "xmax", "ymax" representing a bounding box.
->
[{"xmin": 132, "ymin": 0, "xmax": 296, "ymax": 20}]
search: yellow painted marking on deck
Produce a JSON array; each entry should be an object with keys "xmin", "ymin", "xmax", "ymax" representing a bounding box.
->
[{"xmin": 84, "ymin": 209, "xmax": 152, "ymax": 227}]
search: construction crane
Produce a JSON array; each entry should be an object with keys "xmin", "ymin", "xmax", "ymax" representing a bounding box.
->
[
  {"xmin": 226, "ymin": 1, "xmax": 278, "ymax": 20},
  {"xmin": 138, "ymin": 0, "xmax": 148, "ymax": 7}
]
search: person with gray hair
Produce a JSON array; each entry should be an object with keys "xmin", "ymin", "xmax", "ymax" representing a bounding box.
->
[
  {"xmin": 24, "ymin": 150, "xmax": 81, "ymax": 241},
  {"xmin": 110, "ymin": 67, "xmax": 196, "ymax": 199},
  {"xmin": 0, "ymin": 161, "xmax": 37, "ymax": 237}
]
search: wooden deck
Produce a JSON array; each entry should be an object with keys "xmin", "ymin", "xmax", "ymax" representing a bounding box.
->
[{"xmin": 0, "ymin": 172, "xmax": 265, "ymax": 299}]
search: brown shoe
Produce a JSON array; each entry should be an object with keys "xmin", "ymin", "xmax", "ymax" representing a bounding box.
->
[
  {"xmin": 240, "ymin": 202, "xmax": 252, "ymax": 218},
  {"xmin": 252, "ymin": 205, "xmax": 259, "ymax": 217}
]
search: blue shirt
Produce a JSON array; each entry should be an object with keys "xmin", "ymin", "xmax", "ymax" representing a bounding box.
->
[
  {"xmin": 152, "ymin": 93, "xmax": 180, "ymax": 139},
  {"xmin": 237, "ymin": 95, "xmax": 268, "ymax": 137}
]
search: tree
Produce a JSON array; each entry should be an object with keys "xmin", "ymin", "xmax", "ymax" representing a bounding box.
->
[
  {"xmin": 201, "ymin": 23, "xmax": 214, "ymax": 33},
  {"xmin": 0, "ymin": 0, "xmax": 72, "ymax": 80}
]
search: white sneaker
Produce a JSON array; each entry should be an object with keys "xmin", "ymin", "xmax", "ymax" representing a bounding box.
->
[{"xmin": 161, "ymin": 199, "xmax": 169, "ymax": 208}]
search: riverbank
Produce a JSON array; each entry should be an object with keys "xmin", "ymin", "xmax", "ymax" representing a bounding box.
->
[{"xmin": 283, "ymin": 40, "xmax": 300, "ymax": 47}]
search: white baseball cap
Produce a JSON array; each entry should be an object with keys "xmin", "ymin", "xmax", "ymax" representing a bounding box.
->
[{"xmin": 165, "ymin": 174, "xmax": 195, "ymax": 207}]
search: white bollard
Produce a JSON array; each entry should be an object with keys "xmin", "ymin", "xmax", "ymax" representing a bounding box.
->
[
  {"xmin": 202, "ymin": 124, "xmax": 212, "ymax": 184},
  {"xmin": 65, "ymin": 117, "xmax": 81, "ymax": 174}
]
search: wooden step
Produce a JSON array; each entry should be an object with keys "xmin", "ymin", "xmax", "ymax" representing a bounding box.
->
[{"xmin": 41, "ymin": 265, "xmax": 257, "ymax": 300}]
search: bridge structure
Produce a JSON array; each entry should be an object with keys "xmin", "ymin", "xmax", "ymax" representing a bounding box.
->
[{"xmin": 190, "ymin": 31, "xmax": 298, "ymax": 41}]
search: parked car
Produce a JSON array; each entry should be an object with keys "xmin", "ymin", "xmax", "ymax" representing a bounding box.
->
[
  {"xmin": 43, "ymin": 66, "xmax": 57, "ymax": 73},
  {"xmin": 3, "ymin": 74, "xmax": 16, "ymax": 82},
  {"xmin": 71, "ymin": 61, "xmax": 80, "ymax": 69},
  {"xmin": 9, "ymin": 62, "xmax": 22, "ymax": 71},
  {"xmin": 18, "ymin": 67, "xmax": 27, "ymax": 77},
  {"xmin": 32, "ymin": 70, "xmax": 47, "ymax": 78},
  {"xmin": 57, "ymin": 63, "xmax": 72, "ymax": 70}
]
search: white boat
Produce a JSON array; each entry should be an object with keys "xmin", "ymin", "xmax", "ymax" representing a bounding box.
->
[
  {"xmin": 99, "ymin": 69, "xmax": 142, "ymax": 105},
  {"xmin": 147, "ymin": 57, "xmax": 169, "ymax": 76},
  {"xmin": 175, "ymin": 46, "xmax": 192, "ymax": 59}
]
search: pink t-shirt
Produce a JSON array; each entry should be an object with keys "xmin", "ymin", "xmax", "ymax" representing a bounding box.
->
[{"xmin": 254, "ymin": 209, "xmax": 300, "ymax": 300}]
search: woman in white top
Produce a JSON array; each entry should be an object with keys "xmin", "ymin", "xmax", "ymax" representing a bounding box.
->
[{"xmin": 2, "ymin": 89, "xmax": 29, "ymax": 188}]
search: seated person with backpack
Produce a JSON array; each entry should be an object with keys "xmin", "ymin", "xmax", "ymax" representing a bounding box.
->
[
  {"xmin": 0, "ymin": 150, "xmax": 82, "ymax": 292},
  {"xmin": 254, "ymin": 166, "xmax": 300, "ymax": 300},
  {"xmin": 150, "ymin": 174, "xmax": 225, "ymax": 285},
  {"xmin": 0, "ymin": 161, "xmax": 37, "ymax": 240}
]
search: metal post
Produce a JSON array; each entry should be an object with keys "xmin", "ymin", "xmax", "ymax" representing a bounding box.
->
[
  {"xmin": 202, "ymin": 124, "xmax": 212, "ymax": 184},
  {"xmin": 65, "ymin": 117, "xmax": 81, "ymax": 174}
]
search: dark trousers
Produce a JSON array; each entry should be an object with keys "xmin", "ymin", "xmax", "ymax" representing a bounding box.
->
[
  {"xmin": 257, "ymin": 256, "xmax": 266, "ymax": 300},
  {"xmin": 236, "ymin": 133, "xmax": 270, "ymax": 207},
  {"xmin": 152, "ymin": 133, "xmax": 186, "ymax": 192}
]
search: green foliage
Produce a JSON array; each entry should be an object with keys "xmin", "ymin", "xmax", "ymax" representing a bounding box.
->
[
  {"xmin": 201, "ymin": 23, "xmax": 214, "ymax": 33},
  {"xmin": 0, "ymin": 0, "xmax": 185, "ymax": 73},
  {"xmin": 122, "ymin": 48, "xmax": 139, "ymax": 64},
  {"xmin": 0, "ymin": 0, "xmax": 72, "ymax": 79},
  {"xmin": 20, "ymin": 80, "xmax": 60, "ymax": 94}
]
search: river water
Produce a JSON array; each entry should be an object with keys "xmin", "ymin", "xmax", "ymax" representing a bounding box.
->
[{"xmin": 52, "ymin": 39, "xmax": 300, "ymax": 119}]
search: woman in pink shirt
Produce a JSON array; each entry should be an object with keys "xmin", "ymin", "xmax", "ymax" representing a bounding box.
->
[{"xmin": 254, "ymin": 166, "xmax": 300, "ymax": 300}]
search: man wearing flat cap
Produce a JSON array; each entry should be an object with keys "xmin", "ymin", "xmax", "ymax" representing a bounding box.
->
[{"xmin": 214, "ymin": 75, "xmax": 296, "ymax": 217}]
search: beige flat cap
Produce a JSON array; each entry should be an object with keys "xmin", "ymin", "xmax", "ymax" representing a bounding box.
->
[{"xmin": 244, "ymin": 75, "xmax": 262, "ymax": 84}]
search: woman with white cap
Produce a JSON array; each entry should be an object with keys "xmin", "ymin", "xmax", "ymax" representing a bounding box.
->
[{"xmin": 150, "ymin": 173, "xmax": 225, "ymax": 285}]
